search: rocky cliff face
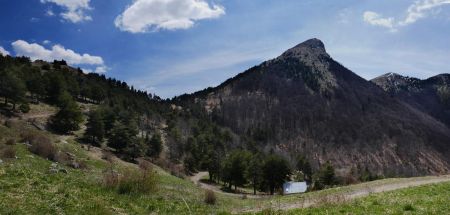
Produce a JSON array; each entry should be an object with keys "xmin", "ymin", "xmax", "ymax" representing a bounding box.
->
[{"xmin": 175, "ymin": 39, "xmax": 450, "ymax": 177}]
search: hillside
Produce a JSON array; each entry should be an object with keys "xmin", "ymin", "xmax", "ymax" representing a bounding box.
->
[
  {"xmin": 1, "ymin": 41, "xmax": 450, "ymax": 214},
  {"xmin": 174, "ymin": 38, "xmax": 450, "ymax": 177},
  {"xmin": 372, "ymin": 73, "xmax": 450, "ymax": 127},
  {"xmin": 1, "ymin": 115, "xmax": 449, "ymax": 214}
]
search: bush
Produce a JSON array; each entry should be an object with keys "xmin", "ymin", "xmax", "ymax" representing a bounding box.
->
[
  {"xmin": 29, "ymin": 138, "xmax": 57, "ymax": 161},
  {"xmin": 204, "ymin": 190, "xmax": 216, "ymax": 205},
  {"xmin": 1, "ymin": 145, "xmax": 16, "ymax": 159},
  {"xmin": 118, "ymin": 167, "xmax": 158, "ymax": 195},
  {"xmin": 19, "ymin": 103, "xmax": 30, "ymax": 113},
  {"xmin": 103, "ymin": 162, "xmax": 158, "ymax": 195},
  {"xmin": 5, "ymin": 139, "xmax": 15, "ymax": 145},
  {"xmin": 103, "ymin": 166, "xmax": 120, "ymax": 188},
  {"xmin": 404, "ymin": 204, "xmax": 415, "ymax": 211},
  {"xmin": 21, "ymin": 130, "xmax": 50, "ymax": 145}
]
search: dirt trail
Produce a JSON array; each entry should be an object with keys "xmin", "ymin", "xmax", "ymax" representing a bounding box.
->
[
  {"xmin": 190, "ymin": 172, "xmax": 263, "ymax": 199},
  {"xmin": 238, "ymin": 175, "xmax": 450, "ymax": 213}
]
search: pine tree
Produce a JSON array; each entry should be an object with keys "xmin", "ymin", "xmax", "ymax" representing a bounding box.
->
[
  {"xmin": 147, "ymin": 133, "xmax": 162, "ymax": 158},
  {"xmin": 49, "ymin": 96, "xmax": 83, "ymax": 134},
  {"xmin": 246, "ymin": 153, "xmax": 263, "ymax": 195},
  {"xmin": 0, "ymin": 68, "xmax": 26, "ymax": 109},
  {"xmin": 85, "ymin": 110, "xmax": 105, "ymax": 145},
  {"xmin": 262, "ymin": 154, "xmax": 291, "ymax": 195}
]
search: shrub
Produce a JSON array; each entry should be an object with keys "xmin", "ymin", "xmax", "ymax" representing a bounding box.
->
[
  {"xmin": 204, "ymin": 190, "xmax": 216, "ymax": 205},
  {"xmin": 21, "ymin": 130, "xmax": 51, "ymax": 145},
  {"xmin": 29, "ymin": 138, "xmax": 57, "ymax": 161},
  {"xmin": 403, "ymin": 203, "xmax": 414, "ymax": 211},
  {"xmin": 19, "ymin": 103, "xmax": 30, "ymax": 113},
  {"xmin": 103, "ymin": 161, "xmax": 158, "ymax": 195},
  {"xmin": 5, "ymin": 139, "xmax": 15, "ymax": 145},
  {"xmin": 102, "ymin": 151, "xmax": 115, "ymax": 163},
  {"xmin": 117, "ymin": 166, "xmax": 158, "ymax": 195},
  {"xmin": 102, "ymin": 166, "xmax": 120, "ymax": 188},
  {"xmin": 1, "ymin": 145, "xmax": 16, "ymax": 159}
]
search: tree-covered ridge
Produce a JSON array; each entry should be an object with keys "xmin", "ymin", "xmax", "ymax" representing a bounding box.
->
[{"xmin": 0, "ymin": 54, "xmax": 388, "ymax": 195}]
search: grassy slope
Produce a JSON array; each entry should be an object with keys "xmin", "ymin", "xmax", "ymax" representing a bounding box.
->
[
  {"xmin": 0, "ymin": 123, "xmax": 228, "ymax": 214},
  {"xmin": 0, "ymin": 110, "xmax": 449, "ymax": 214},
  {"xmin": 283, "ymin": 181, "xmax": 450, "ymax": 215}
]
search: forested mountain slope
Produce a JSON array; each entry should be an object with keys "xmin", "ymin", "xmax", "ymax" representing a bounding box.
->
[{"xmin": 174, "ymin": 39, "xmax": 450, "ymax": 177}]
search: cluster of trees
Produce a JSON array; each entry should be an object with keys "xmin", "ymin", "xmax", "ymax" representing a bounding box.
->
[
  {"xmin": 197, "ymin": 148, "xmax": 338, "ymax": 195},
  {"xmin": 84, "ymin": 108, "xmax": 163, "ymax": 160},
  {"xmin": 221, "ymin": 151, "xmax": 292, "ymax": 195},
  {"xmin": 0, "ymin": 55, "xmax": 167, "ymax": 161}
]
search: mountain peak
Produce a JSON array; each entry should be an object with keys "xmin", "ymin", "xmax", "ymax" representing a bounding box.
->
[
  {"xmin": 294, "ymin": 38, "xmax": 326, "ymax": 50},
  {"xmin": 279, "ymin": 38, "xmax": 329, "ymax": 60}
]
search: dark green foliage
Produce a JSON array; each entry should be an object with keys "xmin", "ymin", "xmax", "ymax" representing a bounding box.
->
[
  {"xmin": 246, "ymin": 153, "xmax": 263, "ymax": 195},
  {"xmin": 403, "ymin": 204, "xmax": 414, "ymax": 211},
  {"xmin": 223, "ymin": 150, "xmax": 251, "ymax": 190},
  {"xmin": 84, "ymin": 109, "xmax": 105, "ymax": 145},
  {"xmin": 19, "ymin": 103, "xmax": 30, "ymax": 113},
  {"xmin": 314, "ymin": 161, "xmax": 336, "ymax": 189},
  {"xmin": 0, "ymin": 68, "xmax": 26, "ymax": 109},
  {"xmin": 49, "ymin": 96, "xmax": 83, "ymax": 134},
  {"xmin": 261, "ymin": 154, "xmax": 291, "ymax": 195},
  {"xmin": 108, "ymin": 121, "xmax": 137, "ymax": 152},
  {"xmin": 107, "ymin": 112, "xmax": 148, "ymax": 159},
  {"xmin": 147, "ymin": 133, "xmax": 162, "ymax": 158},
  {"xmin": 296, "ymin": 155, "xmax": 313, "ymax": 182}
]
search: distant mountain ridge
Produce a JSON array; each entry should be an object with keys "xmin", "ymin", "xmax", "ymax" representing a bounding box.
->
[
  {"xmin": 371, "ymin": 72, "xmax": 450, "ymax": 127},
  {"xmin": 175, "ymin": 38, "xmax": 450, "ymax": 177}
]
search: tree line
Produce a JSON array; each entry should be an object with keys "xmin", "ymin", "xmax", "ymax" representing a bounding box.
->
[{"xmin": 0, "ymin": 55, "xmax": 165, "ymax": 160}]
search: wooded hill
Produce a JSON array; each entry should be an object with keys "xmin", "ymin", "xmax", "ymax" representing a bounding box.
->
[{"xmin": 1, "ymin": 38, "xmax": 450, "ymax": 193}]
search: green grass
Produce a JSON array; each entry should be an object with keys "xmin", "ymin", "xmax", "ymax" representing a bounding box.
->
[
  {"xmin": 274, "ymin": 181, "xmax": 450, "ymax": 215},
  {"xmin": 0, "ymin": 117, "xmax": 449, "ymax": 215},
  {"xmin": 0, "ymin": 143, "xmax": 234, "ymax": 214}
]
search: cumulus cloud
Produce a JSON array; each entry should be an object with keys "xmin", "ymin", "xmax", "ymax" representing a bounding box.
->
[
  {"xmin": 12, "ymin": 40, "xmax": 107, "ymax": 73},
  {"xmin": 40, "ymin": 0, "xmax": 92, "ymax": 23},
  {"xmin": 364, "ymin": 0, "xmax": 450, "ymax": 31},
  {"xmin": 115, "ymin": 0, "xmax": 225, "ymax": 33},
  {"xmin": 0, "ymin": 46, "xmax": 10, "ymax": 56}
]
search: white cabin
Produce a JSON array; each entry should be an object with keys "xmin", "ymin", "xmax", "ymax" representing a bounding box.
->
[{"xmin": 283, "ymin": 182, "xmax": 307, "ymax": 194}]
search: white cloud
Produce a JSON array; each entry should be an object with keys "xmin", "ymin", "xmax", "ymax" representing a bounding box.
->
[
  {"xmin": 43, "ymin": 40, "xmax": 51, "ymax": 45},
  {"xmin": 115, "ymin": 0, "xmax": 225, "ymax": 33},
  {"xmin": 400, "ymin": 0, "xmax": 450, "ymax": 25},
  {"xmin": 12, "ymin": 40, "xmax": 107, "ymax": 73},
  {"xmin": 81, "ymin": 66, "xmax": 109, "ymax": 74},
  {"xmin": 40, "ymin": 0, "xmax": 92, "ymax": 23},
  {"xmin": 0, "ymin": 46, "xmax": 10, "ymax": 56},
  {"xmin": 364, "ymin": 0, "xmax": 450, "ymax": 31},
  {"xmin": 46, "ymin": 9, "xmax": 55, "ymax": 17},
  {"xmin": 363, "ymin": 11, "xmax": 395, "ymax": 30}
]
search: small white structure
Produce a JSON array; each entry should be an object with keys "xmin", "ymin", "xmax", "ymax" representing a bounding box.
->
[{"xmin": 283, "ymin": 182, "xmax": 307, "ymax": 194}]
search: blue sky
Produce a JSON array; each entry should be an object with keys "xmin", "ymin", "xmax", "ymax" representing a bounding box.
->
[{"xmin": 1, "ymin": 0, "xmax": 450, "ymax": 98}]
